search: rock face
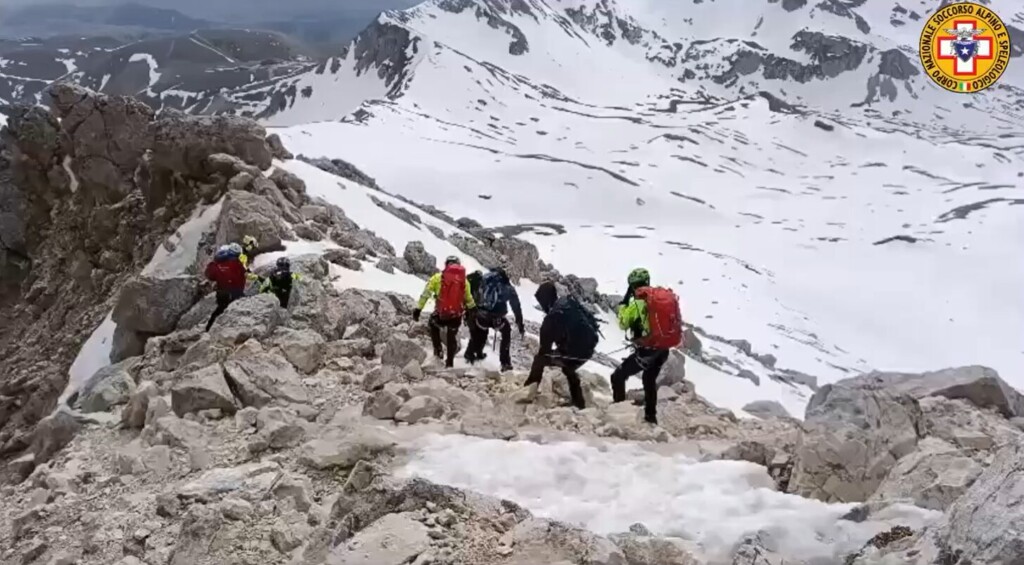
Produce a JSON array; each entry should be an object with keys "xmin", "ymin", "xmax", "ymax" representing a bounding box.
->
[
  {"xmin": 0, "ymin": 83, "xmax": 288, "ymax": 466},
  {"xmin": 870, "ymin": 437, "xmax": 982, "ymax": 511},
  {"xmin": 900, "ymin": 443, "xmax": 1024, "ymax": 564},
  {"xmin": 789, "ymin": 383, "xmax": 923, "ymax": 502}
]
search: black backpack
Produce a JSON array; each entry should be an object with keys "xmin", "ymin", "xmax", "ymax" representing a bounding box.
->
[
  {"xmin": 551, "ymin": 295, "xmax": 600, "ymax": 357},
  {"xmin": 269, "ymin": 268, "xmax": 293, "ymax": 293}
]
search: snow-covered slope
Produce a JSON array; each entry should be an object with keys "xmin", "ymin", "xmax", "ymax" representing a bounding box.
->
[{"xmin": 266, "ymin": 0, "xmax": 1023, "ymax": 396}]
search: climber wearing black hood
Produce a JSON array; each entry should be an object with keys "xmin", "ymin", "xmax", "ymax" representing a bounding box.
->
[
  {"xmin": 464, "ymin": 266, "xmax": 523, "ymax": 371},
  {"xmin": 520, "ymin": 281, "xmax": 601, "ymax": 409}
]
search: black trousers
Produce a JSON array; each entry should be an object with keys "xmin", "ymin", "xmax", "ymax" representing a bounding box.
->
[
  {"xmin": 611, "ymin": 347, "xmax": 669, "ymax": 422},
  {"xmin": 467, "ymin": 313, "xmax": 511, "ymax": 366},
  {"xmin": 525, "ymin": 352, "xmax": 587, "ymax": 409},
  {"xmin": 205, "ymin": 289, "xmax": 243, "ymax": 331},
  {"xmin": 271, "ymin": 288, "xmax": 291, "ymax": 308},
  {"xmin": 429, "ymin": 313, "xmax": 462, "ymax": 364}
]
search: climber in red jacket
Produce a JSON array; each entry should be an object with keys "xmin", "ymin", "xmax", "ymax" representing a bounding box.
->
[{"xmin": 204, "ymin": 243, "xmax": 247, "ymax": 331}]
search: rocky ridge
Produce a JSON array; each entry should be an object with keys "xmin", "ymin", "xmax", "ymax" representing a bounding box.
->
[{"xmin": 1, "ymin": 85, "xmax": 1023, "ymax": 565}]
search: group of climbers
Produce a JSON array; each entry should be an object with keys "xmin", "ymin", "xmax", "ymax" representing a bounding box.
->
[
  {"xmin": 203, "ymin": 235, "xmax": 299, "ymax": 331},
  {"xmin": 414, "ymin": 258, "xmax": 683, "ymax": 425},
  {"xmin": 414, "ymin": 257, "xmax": 525, "ymax": 370}
]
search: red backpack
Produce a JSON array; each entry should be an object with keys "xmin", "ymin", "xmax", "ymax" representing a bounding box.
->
[
  {"xmin": 436, "ymin": 264, "xmax": 467, "ymax": 320},
  {"xmin": 634, "ymin": 286, "xmax": 684, "ymax": 350}
]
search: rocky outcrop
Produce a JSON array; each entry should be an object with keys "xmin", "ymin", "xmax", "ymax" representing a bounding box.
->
[
  {"xmin": 403, "ymin": 240, "xmax": 437, "ymax": 276},
  {"xmin": 788, "ymin": 382, "xmax": 923, "ymax": 502},
  {"xmin": 837, "ymin": 365, "xmax": 1024, "ymax": 418}
]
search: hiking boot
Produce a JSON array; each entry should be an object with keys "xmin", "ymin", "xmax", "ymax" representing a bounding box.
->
[
  {"xmin": 433, "ymin": 349, "xmax": 444, "ymax": 360},
  {"xmin": 444, "ymin": 359, "xmax": 454, "ymax": 369},
  {"xmin": 644, "ymin": 415, "xmax": 658, "ymax": 426},
  {"xmin": 500, "ymin": 363, "xmax": 513, "ymax": 373}
]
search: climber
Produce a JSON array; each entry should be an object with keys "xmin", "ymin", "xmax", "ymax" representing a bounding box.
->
[
  {"xmin": 520, "ymin": 281, "xmax": 600, "ymax": 409},
  {"xmin": 204, "ymin": 243, "xmax": 247, "ymax": 331},
  {"xmin": 465, "ymin": 266, "xmax": 523, "ymax": 372},
  {"xmin": 413, "ymin": 256, "xmax": 476, "ymax": 368},
  {"xmin": 609, "ymin": 268, "xmax": 684, "ymax": 425},
  {"xmin": 260, "ymin": 256, "xmax": 301, "ymax": 308}
]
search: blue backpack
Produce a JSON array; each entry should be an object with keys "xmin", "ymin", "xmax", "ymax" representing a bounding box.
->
[{"xmin": 478, "ymin": 271, "xmax": 506, "ymax": 313}]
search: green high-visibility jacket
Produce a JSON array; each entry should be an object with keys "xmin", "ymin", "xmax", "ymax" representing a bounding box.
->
[{"xmin": 617, "ymin": 297, "xmax": 649, "ymax": 341}]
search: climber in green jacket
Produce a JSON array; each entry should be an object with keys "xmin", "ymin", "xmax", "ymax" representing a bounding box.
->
[{"xmin": 610, "ymin": 267, "xmax": 675, "ymax": 425}]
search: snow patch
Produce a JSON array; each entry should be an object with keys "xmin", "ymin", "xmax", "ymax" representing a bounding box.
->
[
  {"xmin": 62, "ymin": 155, "xmax": 79, "ymax": 193},
  {"xmin": 62, "ymin": 313, "xmax": 117, "ymax": 406},
  {"xmin": 143, "ymin": 200, "xmax": 222, "ymax": 277},
  {"xmin": 128, "ymin": 53, "xmax": 161, "ymax": 95},
  {"xmin": 400, "ymin": 434, "xmax": 942, "ymax": 563}
]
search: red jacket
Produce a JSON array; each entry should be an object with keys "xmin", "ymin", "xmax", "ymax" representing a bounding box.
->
[{"xmin": 205, "ymin": 258, "xmax": 246, "ymax": 292}]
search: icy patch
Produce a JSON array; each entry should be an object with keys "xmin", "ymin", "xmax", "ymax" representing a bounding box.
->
[
  {"xmin": 400, "ymin": 434, "xmax": 941, "ymax": 563},
  {"xmin": 62, "ymin": 313, "xmax": 117, "ymax": 406}
]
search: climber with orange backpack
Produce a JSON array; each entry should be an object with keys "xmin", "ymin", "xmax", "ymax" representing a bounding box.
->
[
  {"xmin": 413, "ymin": 256, "xmax": 476, "ymax": 368},
  {"xmin": 610, "ymin": 268, "xmax": 684, "ymax": 425}
]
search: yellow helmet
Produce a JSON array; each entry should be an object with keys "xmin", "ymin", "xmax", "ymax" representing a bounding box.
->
[{"xmin": 242, "ymin": 235, "xmax": 257, "ymax": 250}]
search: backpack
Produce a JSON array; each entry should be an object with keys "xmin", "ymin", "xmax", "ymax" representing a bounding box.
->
[
  {"xmin": 269, "ymin": 268, "xmax": 294, "ymax": 294},
  {"xmin": 634, "ymin": 287, "xmax": 683, "ymax": 350},
  {"xmin": 436, "ymin": 264, "xmax": 467, "ymax": 320},
  {"xmin": 478, "ymin": 271, "xmax": 506, "ymax": 313},
  {"xmin": 551, "ymin": 296, "xmax": 600, "ymax": 357}
]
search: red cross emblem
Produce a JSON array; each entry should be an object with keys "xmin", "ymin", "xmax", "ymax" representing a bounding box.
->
[{"xmin": 936, "ymin": 19, "xmax": 993, "ymax": 76}]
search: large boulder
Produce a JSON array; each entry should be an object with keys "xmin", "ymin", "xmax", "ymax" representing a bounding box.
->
[
  {"xmin": 209, "ymin": 294, "xmax": 286, "ymax": 343},
  {"xmin": 491, "ymin": 237, "xmax": 542, "ymax": 283},
  {"xmin": 402, "ymin": 241, "xmax": 437, "ymax": 276},
  {"xmin": 324, "ymin": 512, "xmax": 431, "ymax": 565},
  {"xmin": 76, "ymin": 359, "xmax": 138, "ymax": 413},
  {"xmin": 296, "ymin": 426, "xmax": 397, "ymax": 470},
  {"xmin": 112, "ymin": 274, "xmax": 198, "ymax": 334},
  {"xmin": 222, "ymin": 349, "xmax": 308, "ymax": 408},
  {"xmin": 171, "ymin": 364, "xmax": 238, "ymax": 417},
  {"xmin": 788, "ymin": 383, "xmax": 924, "ymax": 502},
  {"xmin": 869, "ymin": 437, "xmax": 982, "ymax": 511},
  {"xmin": 381, "ymin": 336, "xmax": 426, "ymax": 368},
  {"xmin": 395, "ymin": 396, "xmax": 444, "ymax": 424},
  {"xmin": 839, "ymin": 366, "xmax": 1024, "ymax": 418},
  {"xmin": 269, "ymin": 327, "xmax": 325, "ymax": 374},
  {"xmin": 214, "ymin": 189, "xmax": 289, "ymax": 250},
  {"xmin": 151, "ymin": 113, "xmax": 273, "ymax": 174}
]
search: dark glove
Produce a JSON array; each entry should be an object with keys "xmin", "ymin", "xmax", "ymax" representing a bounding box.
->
[{"xmin": 412, "ymin": 309, "xmax": 421, "ymax": 322}]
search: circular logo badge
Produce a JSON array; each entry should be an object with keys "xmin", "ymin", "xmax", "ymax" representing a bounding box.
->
[{"xmin": 918, "ymin": 1, "xmax": 1012, "ymax": 93}]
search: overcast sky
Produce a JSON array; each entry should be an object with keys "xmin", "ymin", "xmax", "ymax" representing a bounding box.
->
[{"xmin": 1, "ymin": 0, "xmax": 425, "ymax": 22}]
